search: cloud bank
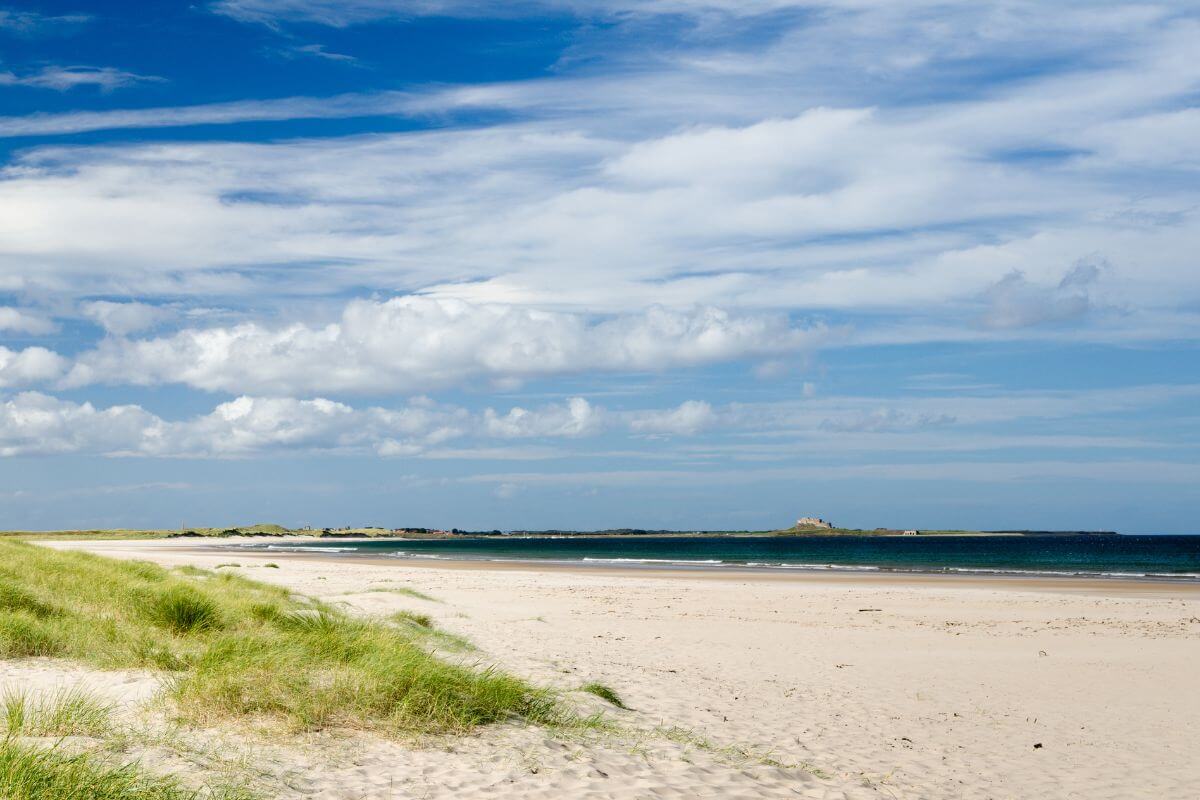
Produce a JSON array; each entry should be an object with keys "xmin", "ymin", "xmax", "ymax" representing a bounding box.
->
[{"xmin": 59, "ymin": 298, "xmax": 827, "ymax": 395}]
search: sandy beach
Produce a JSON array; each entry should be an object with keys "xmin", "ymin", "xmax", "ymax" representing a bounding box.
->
[{"xmin": 18, "ymin": 537, "xmax": 1200, "ymax": 799}]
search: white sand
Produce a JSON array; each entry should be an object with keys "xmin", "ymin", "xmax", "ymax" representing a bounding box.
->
[{"xmin": 17, "ymin": 537, "xmax": 1200, "ymax": 799}]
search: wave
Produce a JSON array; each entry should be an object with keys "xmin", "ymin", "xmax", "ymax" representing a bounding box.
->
[
  {"xmin": 743, "ymin": 562, "xmax": 882, "ymax": 571},
  {"xmin": 581, "ymin": 557, "xmax": 724, "ymax": 565},
  {"xmin": 252, "ymin": 544, "xmax": 359, "ymax": 553},
  {"xmin": 221, "ymin": 542, "xmax": 1200, "ymax": 580}
]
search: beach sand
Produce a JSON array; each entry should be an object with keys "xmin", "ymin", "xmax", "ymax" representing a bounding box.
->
[{"xmin": 21, "ymin": 537, "xmax": 1200, "ymax": 799}]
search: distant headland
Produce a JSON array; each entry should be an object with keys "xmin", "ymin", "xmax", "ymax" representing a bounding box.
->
[{"xmin": 1, "ymin": 519, "xmax": 1121, "ymax": 539}]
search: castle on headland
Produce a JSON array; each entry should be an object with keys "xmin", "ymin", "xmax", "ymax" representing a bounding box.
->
[{"xmin": 796, "ymin": 517, "xmax": 833, "ymax": 529}]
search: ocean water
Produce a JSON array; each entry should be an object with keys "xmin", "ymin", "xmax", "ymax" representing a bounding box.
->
[{"xmin": 235, "ymin": 535, "xmax": 1200, "ymax": 580}]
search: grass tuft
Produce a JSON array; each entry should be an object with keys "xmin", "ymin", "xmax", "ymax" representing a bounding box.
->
[
  {"xmin": 0, "ymin": 613, "xmax": 62, "ymax": 659},
  {"xmin": 145, "ymin": 588, "xmax": 223, "ymax": 635},
  {"xmin": 391, "ymin": 611, "xmax": 433, "ymax": 629},
  {"xmin": 360, "ymin": 586, "xmax": 439, "ymax": 603},
  {"xmin": 580, "ymin": 682, "xmax": 628, "ymax": 709},
  {"xmin": 2, "ymin": 687, "xmax": 113, "ymax": 738}
]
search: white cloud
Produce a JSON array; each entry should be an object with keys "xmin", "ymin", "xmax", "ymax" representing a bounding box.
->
[
  {"xmin": 1, "ymin": 64, "xmax": 1197, "ymax": 346},
  {"xmin": 0, "ymin": 66, "xmax": 161, "ymax": 92},
  {"xmin": 628, "ymin": 400, "xmax": 716, "ymax": 435},
  {"xmin": 0, "ymin": 307, "xmax": 55, "ymax": 335},
  {"xmin": 0, "ymin": 9, "xmax": 90, "ymax": 34},
  {"xmin": 0, "ymin": 347, "xmax": 67, "ymax": 388},
  {"xmin": 160, "ymin": 396, "xmax": 400, "ymax": 456},
  {"xmin": 0, "ymin": 91, "xmax": 414, "ymax": 137},
  {"xmin": 0, "ymin": 392, "xmax": 158, "ymax": 456},
  {"xmin": 208, "ymin": 0, "xmax": 810, "ymax": 26},
  {"xmin": 1, "ymin": 383, "xmax": 1192, "ymax": 459},
  {"xmin": 0, "ymin": 0, "xmax": 1193, "ymax": 412},
  {"xmin": 0, "ymin": 392, "xmax": 461, "ymax": 457},
  {"xmin": 819, "ymin": 408, "xmax": 955, "ymax": 433},
  {"xmin": 0, "ymin": 392, "xmax": 587, "ymax": 457},
  {"xmin": 80, "ymin": 300, "xmax": 171, "ymax": 336},
  {"xmin": 979, "ymin": 261, "xmax": 1101, "ymax": 329},
  {"xmin": 484, "ymin": 397, "xmax": 604, "ymax": 438},
  {"xmin": 289, "ymin": 44, "xmax": 360, "ymax": 63},
  {"xmin": 62, "ymin": 297, "xmax": 827, "ymax": 394}
]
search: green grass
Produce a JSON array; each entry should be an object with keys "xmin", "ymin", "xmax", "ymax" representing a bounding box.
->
[
  {"xmin": 390, "ymin": 611, "xmax": 433, "ymax": 629},
  {"xmin": 580, "ymin": 682, "xmax": 628, "ymax": 710},
  {"xmin": 0, "ymin": 737, "xmax": 255, "ymax": 800},
  {"xmin": 383, "ymin": 611, "xmax": 475, "ymax": 653},
  {"xmin": 359, "ymin": 586, "xmax": 440, "ymax": 603},
  {"xmin": 0, "ymin": 540, "xmax": 562, "ymax": 736},
  {"xmin": 145, "ymin": 588, "xmax": 223, "ymax": 635},
  {"xmin": 2, "ymin": 688, "xmax": 113, "ymax": 738}
]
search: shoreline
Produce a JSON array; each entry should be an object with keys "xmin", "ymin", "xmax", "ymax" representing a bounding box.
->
[
  {"xmin": 185, "ymin": 536, "xmax": 1200, "ymax": 592},
  {"xmin": 50, "ymin": 536, "xmax": 1200, "ymax": 596},
  {"xmin": 34, "ymin": 536, "xmax": 1200, "ymax": 798},
  {"xmin": 239, "ymin": 552, "xmax": 1200, "ymax": 596},
  {"xmin": 28, "ymin": 537, "xmax": 1200, "ymax": 594}
]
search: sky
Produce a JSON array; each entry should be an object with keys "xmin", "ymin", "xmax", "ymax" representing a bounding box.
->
[{"xmin": 0, "ymin": 1, "xmax": 1197, "ymax": 533}]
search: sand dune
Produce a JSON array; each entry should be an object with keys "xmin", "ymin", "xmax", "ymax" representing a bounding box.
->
[{"xmin": 19, "ymin": 537, "xmax": 1200, "ymax": 799}]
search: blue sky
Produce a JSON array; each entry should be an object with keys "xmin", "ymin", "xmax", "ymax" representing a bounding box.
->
[{"xmin": 0, "ymin": 0, "xmax": 1197, "ymax": 533}]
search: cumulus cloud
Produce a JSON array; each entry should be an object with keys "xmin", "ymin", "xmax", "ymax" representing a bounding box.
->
[
  {"xmin": 0, "ymin": 307, "xmax": 55, "ymax": 335},
  {"xmin": 484, "ymin": 397, "xmax": 605, "ymax": 438},
  {"xmin": 0, "ymin": 392, "xmax": 158, "ymax": 456},
  {"xmin": 2, "ymin": 383, "xmax": 1194, "ymax": 459},
  {"xmin": 0, "ymin": 392, "xmax": 692, "ymax": 457},
  {"xmin": 62, "ymin": 297, "xmax": 827, "ymax": 394},
  {"xmin": 80, "ymin": 300, "xmax": 171, "ymax": 336},
  {"xmin": 0, "ymin": 347, "xmax": 67, "ymax": 388},
  {"xmin": 0, "ymin": 393, "xmax": 449, "ymax": 457}
]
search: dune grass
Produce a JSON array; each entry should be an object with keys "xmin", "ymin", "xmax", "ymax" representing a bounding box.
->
[
  {"xmin": 2, "ymin": 687, "xmax": 114, "ymax": 738},
  {"xmin": 0, "ymin": 737, "xmax": 255, "ymax": 800},
  {"xmin": 391, "ymin": 610, "xmax": 433, "ymax": 629},
  {"xmin": 0, "ymin": 540, "xmax": 562, "ymax": 736},
  {"xmin": 580, "ymin": 682, "xmax": 628, "ymax": 710},
  {"xmin": 363, "ymin": 586, "xmax": 440, "ymax": 603}
]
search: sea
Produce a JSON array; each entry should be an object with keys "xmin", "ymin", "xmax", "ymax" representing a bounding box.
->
[{"xmin": 231, "ymin": 534, "xmax": 1200, "ymax": 581}]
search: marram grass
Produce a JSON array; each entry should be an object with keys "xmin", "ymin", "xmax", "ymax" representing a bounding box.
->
[
  {"xmin": 0, "ymin": 540, "xmax": 562, "ymax": 735},
  {"xmin": 581, "ymin": 682, "xmax": 629, "ymax": 710},
  {"xmin": 0, "ymin": 737, "xmax": 255, "ymax": 800},
  {"xmin": 2, "ymin": 687, "xmax": 113, "ymax": 738}
]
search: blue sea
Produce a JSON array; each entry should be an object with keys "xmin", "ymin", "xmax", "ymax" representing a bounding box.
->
[{"xmin": 233, "ymin": 535, "xmax": 1200, "ymax": 580}]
